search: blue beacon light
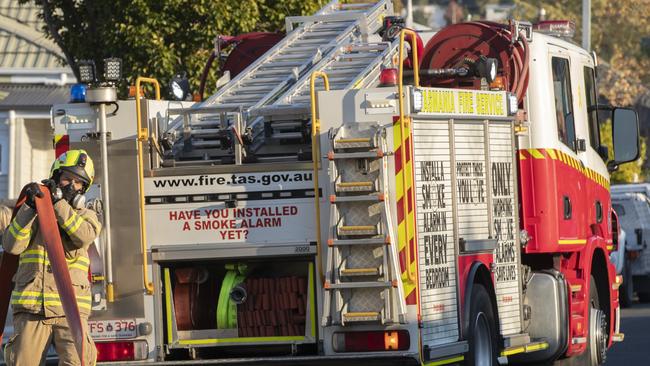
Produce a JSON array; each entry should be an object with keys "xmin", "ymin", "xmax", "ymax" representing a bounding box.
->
[{"xmin": 70, "ymin": 83, "xmax": 87, "ymax": 103}]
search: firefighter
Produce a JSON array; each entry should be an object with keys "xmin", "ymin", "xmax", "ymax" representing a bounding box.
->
[{"xmin": 3, "ymin": 150, "xmax": 101, "ymax": 366}]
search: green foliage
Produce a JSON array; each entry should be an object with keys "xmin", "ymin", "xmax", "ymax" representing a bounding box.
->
[
  {"xmin": 599, "ymin": 119, "xmax": 646, "ymax": 183},
  {"xmin": 23, "ymin": 0, "xmax": 326, "ymax": 97}
]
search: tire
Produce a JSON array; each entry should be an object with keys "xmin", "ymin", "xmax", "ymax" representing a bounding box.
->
[
  {"xmin": 555, "ymin": 276, "xmax": 608, "ymax": 366},
  {"xmin": 465, "ymin": 284, "xmax": 498, "ymax": 366},
  {"xmin": 619, "ymin": 264, "xmax": 634, "ymax": 308}
]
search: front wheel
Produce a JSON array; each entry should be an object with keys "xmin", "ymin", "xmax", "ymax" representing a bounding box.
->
[{"xmin": 465, "ymin": 284, "xmax": 498, "ymax": 366}]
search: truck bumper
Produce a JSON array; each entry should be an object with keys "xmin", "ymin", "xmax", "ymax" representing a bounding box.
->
[{"xmin": 99, "ymin": 353, "xmax": 421, "ymax": 365}]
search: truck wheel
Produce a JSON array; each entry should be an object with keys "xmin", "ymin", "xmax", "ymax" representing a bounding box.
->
[
  {"xmin": 466, "ymin": 284, "xmax": 498, "ymax": 366},
  {"xmin": 620, "ymin": 265, "xmax": 634, "ymax": 308}
]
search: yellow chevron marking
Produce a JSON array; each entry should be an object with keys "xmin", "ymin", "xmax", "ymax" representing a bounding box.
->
[
  {"xmin": 546, "ymin": 149, "xmax": 557, "ymax": 160},
  {"xmin": 530, "ymin": 149, "xmax": 544, "ymax": 159}
]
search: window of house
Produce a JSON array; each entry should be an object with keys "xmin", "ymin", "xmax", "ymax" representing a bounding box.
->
[
  {"xmin": 584, "ymin": 66, "xmax": 600, "ymax": 151},
  {"xmin": 552, "ymin": 57, "xmax": 576, "ymax": 150}
]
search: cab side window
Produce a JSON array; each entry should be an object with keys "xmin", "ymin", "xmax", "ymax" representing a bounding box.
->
[
  {"xmin": 552, "ymin": 57, "xmax": 576, "ymax": 150},
  {"xmin": 584, "ymin": 66, "xmax": 600, "ymax": 151}
]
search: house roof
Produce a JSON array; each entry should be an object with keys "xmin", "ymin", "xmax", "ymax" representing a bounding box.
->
[
  {"xmin": 0, "ymin": 83, "xmax": 70, "ymax": 111},
  {"xmin": 0, "ymin": 0, "xmax": 68, "ymax": 69}
]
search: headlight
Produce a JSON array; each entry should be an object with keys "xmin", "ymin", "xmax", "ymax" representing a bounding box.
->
[
  {"xmin": 78, "ymin": 60, "xmax": 96, "ymax": 84},
  {"xmin": 412, "ymin": 89, "xmax": 423, "ymax": 112},
  {"xmin": 103, "ymin": 57, "xmax": 122, "ymax": 82},
  {"xmin": 169, "ymin": 73, "xmax": 190, "ymax": 101},
  {"xmin": 508, "ymin": 93, "xmax": 519, "ymax": 115}
]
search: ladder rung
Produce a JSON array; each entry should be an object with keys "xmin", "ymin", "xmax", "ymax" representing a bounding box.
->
[
  {"xmin": 302, "ymin": 30, "xmax": 342, "ymax": 38},
  {"xmin": 336, "ymin": 181, "xmax": 374, "ymax": 192},
  {"xmin": 326, "ymin": 281, "xmax": 391, "ymax": 289},
  {"xmin": 259, "ymin": 60, "xmax": 306, "ymax": 68},
  {"xmin": 338, "ymin": 226, "xmax": 377, "ymax": 236},
  {"xmin": 330, "ymin": 194, "xmax": 384, "ymax": 203},
  {"xmin": 328, "ymin": 237, "xmax": 389, "ymax": 246},
  {"xmin": 342, "ymin": 312, "xmax": 381, "ymax": 323},
  {"xmin": 328, "ymin": 151, "xmax": 383, "ymax": 159},
  {"xmin": 234, "ymin": 85, "xmax": 276, "ymax": 93},
  {"xmin": 340, "ymin": 267, "xmax": 380, "ymax": 277},
  {"xmin": 245, "ymin": 73, "xmax": 289, "ymax": 80},
  {"xmin": 334, "ymin": 137, "xmax": 373, "ymax": 149}
]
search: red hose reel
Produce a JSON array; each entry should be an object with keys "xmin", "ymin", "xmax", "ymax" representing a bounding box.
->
[{"xmin": 420, "ymin": 21, "xmax": 530, "ymax": 105}]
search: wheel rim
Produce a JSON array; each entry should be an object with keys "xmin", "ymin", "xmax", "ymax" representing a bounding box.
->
[
  {"xmin": 589, "ymin": 307, "xmax": 608, "ymax": 364},
  {"xmin": 473, "ymin": 312, "xmax": 493, "ymax": 366}
]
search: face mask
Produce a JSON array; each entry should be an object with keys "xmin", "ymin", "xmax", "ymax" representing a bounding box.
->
[{"xmin": 61, "ymin": 183, "xmax": 86, "ymax": 209}]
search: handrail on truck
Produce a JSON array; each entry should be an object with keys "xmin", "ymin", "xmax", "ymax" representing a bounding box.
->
[
  {"xmin": 310, "ymin": 71, "xmax": 330, "ymax": 285},
  {"xmin": 135, "ymin": 77, "xmax": 160, "ymax": 295},
  {"xmin": 398, "ymin": 29, "xmax": 420, "ymax": 283}
]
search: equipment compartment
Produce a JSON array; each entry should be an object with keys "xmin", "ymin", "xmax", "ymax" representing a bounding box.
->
[{"xmin": 160, "ymin": 259, "xmax": 316, "ymax": 348}]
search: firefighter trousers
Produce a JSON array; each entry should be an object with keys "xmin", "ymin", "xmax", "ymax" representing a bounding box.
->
[{"xmin": 4, "ymin": 312, "xmax": 96, "ymax": 366}]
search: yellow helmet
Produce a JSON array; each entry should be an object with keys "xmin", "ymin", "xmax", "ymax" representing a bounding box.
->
[{"xmin": 50, "ymin": 150, "xmax": 95, "ymax": 191}]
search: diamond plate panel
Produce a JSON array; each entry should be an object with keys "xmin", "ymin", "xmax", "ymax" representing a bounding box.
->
[{"xmin": 343, "ymin": 288, "xmax": 385, "ymax": 313}]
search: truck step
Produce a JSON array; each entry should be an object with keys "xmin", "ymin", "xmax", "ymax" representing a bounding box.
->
[
  {"xmin": 336, "ymin": 181, "xmax": 375, "ymax": 193},
  {"xmin": 334, "ymin": 137, "xmax": 374, "ymax": 149},
  {"xmin": 500, "ymin": 340, "xmax": 549, "ymax": 357},
  {"xmin": 337, "ymin": 225, "xmax": 377, "ymax": 236},
  {"xmin": 328, "ymin": 150, "xmax": 384, "ymax": 160},
  {"xmin": 328, "ymin": 236, "xmax": 389, "ymax": 246},
  {"xmin": 325, "ymin": 280, "xmax": 391, "ymax": 289},
  {"xmin": 342, "ymin": 312, "xmax": 381, "ymax": 323},
  {"xmin": 330, "ymin": 193, "xmax": 384, "ymax": 203},
  {"xmin": 340, "ymin": 267, "xmax": 381, "ymax": 277}
]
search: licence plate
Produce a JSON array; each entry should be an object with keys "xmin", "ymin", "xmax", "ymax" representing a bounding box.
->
[{"xmin": 88, "ymin": 319, "xmax": 137, "ymax": 340}]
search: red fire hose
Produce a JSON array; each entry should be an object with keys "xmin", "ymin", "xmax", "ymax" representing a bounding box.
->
[
  {"xmin": 0, "ymin": 185, "xmax": 86, "ymax": 364},
  {"xmin": 420, "ymin": 21, "xmax": 530, "ymax": 105}
]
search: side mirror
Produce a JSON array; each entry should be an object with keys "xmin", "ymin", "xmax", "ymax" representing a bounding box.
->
[{"xmin": 611, "ymin": 107, "xmax": 640, "ymax": 165}]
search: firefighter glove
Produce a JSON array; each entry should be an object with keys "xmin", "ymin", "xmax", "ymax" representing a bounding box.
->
[
  {"xmin": 24, "ymin": 182, "xmax": 43, "ymax": 209},
  {"xmin": 41, "ymin": 179, "xmax": 62, "ymax": 203}
]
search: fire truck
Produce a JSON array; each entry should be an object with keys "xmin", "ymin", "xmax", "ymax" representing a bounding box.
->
[{"xmin": 42, "ymin": 0, "xmax": 639, "ymax": 364}]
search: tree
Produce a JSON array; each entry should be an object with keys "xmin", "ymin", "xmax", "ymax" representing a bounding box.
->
[
  {"xmin": 600, "ymin": 119, "xmax": 646, "ymax": 183},
  {"xmin": 22, "ymin": 0, "xmax": 325, "ymax": 97}
]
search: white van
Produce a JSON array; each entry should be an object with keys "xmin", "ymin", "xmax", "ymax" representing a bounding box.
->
[{"xmin": 611, "ymin": 184, "xmax": 650, "ymax": 306}]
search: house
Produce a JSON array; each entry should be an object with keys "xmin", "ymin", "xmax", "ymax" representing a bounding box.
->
[{"xmin": 0, "ymin": 0, "xmax": 75, "ymax": 199}]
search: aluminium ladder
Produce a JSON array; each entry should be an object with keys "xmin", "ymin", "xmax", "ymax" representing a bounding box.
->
[
  {"xmin": 251, "ymin": 41, "xmax": 399, "ymax": 142},
  {"xmin": 165, "ymin": 0, "xmax": 393, "ymax": 156},
  {"xmin": 322, "ymin": 124, "xmax": 407, "ymax": 326}
]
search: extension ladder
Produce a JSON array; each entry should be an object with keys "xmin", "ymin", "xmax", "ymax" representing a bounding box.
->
[
  {"xmin": 322, "ymin": 123, "xmax": 407, "ymax": 326},
  {"xmin": 165, "ymin": 0, "xmax": 393, "ymax": 157}
]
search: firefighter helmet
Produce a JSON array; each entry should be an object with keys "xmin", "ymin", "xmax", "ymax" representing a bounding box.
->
[{"xmin": 50, "ymin": 150, "xmax": 95, "ymax": 191}]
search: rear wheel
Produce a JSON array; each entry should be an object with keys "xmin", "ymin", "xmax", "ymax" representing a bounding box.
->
[{"xmin": 465, "ymin": 284, "xmax": 498, "ymax": 366}]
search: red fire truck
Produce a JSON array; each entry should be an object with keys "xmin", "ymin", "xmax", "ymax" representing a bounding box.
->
[{"xmin": 17, "ymin": 1, "xmax": 638, "ymax": 365}]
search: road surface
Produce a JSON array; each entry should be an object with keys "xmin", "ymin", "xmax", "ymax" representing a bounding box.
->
[{"xmin": 605, "ymin": 302, "xmax": 650, "ymax": 365}]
